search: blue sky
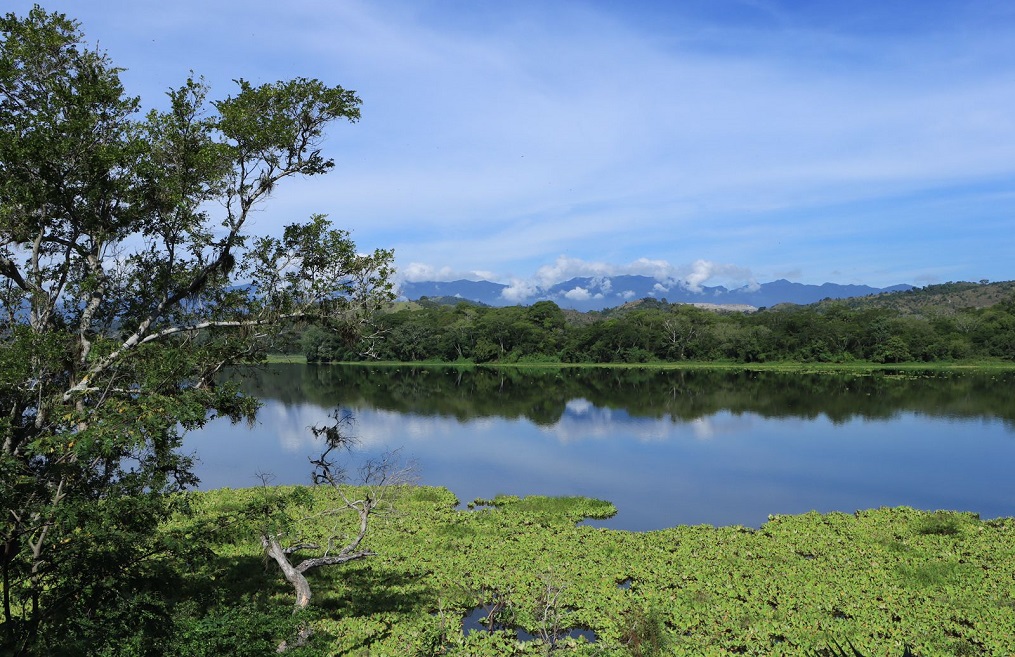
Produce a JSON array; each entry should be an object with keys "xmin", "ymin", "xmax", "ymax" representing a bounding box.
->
[{"xmin": 10, "ymin": 1, "xmax": 1015, "ymax": 298}]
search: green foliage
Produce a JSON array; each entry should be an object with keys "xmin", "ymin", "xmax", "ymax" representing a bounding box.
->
[
  {"xmin": 174, "ymin": 488, "xmax": 1015, "ymax": 655},
  {"xmin": 872, "ymin": 336, "xmax": 913, "ymax": 364},
  {"xmin": 806, "ymin": 639, "xmax": 919, "ymax": 657},
  {"xmin": 472, "ymin": 495, "xmax": 617, "ymax": 524},
  {"xmin": 170, "ymin": 601, "xmax": 315, "ymax": 657},
  {"xmin": 616, "ymin": 604, "xmax": 669, "ymax": 657},
  {"xmin": 818, "ymin": 280, "xmax": 1015, "ymax": 316},
  {"xmin": 310, "ymin": 286, "xmax": 1015, "ymax": 365},
  {"xmin": 914, "ymin": 510, "xmax": 967, "ymax": 536},
  {"xmin": 0, "ymin": 7, "xmax": 392, "ymax": 654}
]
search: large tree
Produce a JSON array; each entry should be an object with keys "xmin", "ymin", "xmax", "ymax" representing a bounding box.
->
[{"xmin": 0, "ymin": 7, "xmax": 393, "ymax": 654}]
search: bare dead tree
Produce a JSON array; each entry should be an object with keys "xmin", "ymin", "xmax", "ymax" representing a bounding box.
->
[
  {"xmin": 258, "ymin": 410, "xmax": 417, "ymax": 652},
  {"xmin": 534, "ymin": 573, "xmax": 568, "ymax": 651}
]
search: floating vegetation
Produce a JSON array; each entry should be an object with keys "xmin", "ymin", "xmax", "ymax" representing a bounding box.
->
[{"xmin": 190, "ymin": 486, "xmax": 1015, "ymax": 655}]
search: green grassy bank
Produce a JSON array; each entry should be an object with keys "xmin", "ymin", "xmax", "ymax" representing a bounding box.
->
[
  {"xmin": 265, "ymin": 354, "xmax": 1015, "ymax": 373},
  {"xmin": 181, "ymin": 486, "xmax": 1015, "ymax": 656}
]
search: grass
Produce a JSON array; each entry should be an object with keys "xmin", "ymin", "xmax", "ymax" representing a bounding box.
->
[
  {"xmin": 262, "ymin": 353, "xmax": 307, "ymax": 364},
  {"xmin": 268, "ymin": 355, "xmax": 1015, "ymax": 373}
]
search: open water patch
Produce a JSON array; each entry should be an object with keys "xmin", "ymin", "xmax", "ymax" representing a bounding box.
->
[
  {"xmin": 462, "ymin": 606, "xmax": 597, "ymax": 644},
  {"xmin": 194, "ymin": 365, "xmax": 1015, "ymax": 531}
]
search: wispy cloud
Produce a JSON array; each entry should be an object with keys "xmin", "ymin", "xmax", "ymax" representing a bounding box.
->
[
  {"xmin": 399, "ymin": 263, "xmax": 498, "ymax": 283},
  {"xmin": 316, "ymin": 1, "xmax": 1015, "ymax": 286},
  {"xmin": 399, "ymin": 254, "xmax": 762, "ymax": 302},
  {"xmin": 10, "ymin": 0, "xmax": 1015, "ymax": 287}
]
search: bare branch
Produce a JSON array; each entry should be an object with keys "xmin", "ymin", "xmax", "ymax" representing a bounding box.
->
[{"xmin": 257, "ymin": 411, "xmax": 415, "ymax": 652}]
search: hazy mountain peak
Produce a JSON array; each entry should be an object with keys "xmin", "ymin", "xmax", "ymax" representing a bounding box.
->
[{"xmin": 398, "ymin": 276, "xmax": 913, "ymax": 311}]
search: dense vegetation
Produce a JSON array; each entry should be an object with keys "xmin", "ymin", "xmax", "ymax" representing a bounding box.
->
[
  {"xmin": 164, "ymin": 486, "xmax": 1014, "ymax": 656},
  {"xmin": 815, "ymin": 280, "xmax": 1015, "ymax": 315},
  {"xmin": 301, "ymin": 283, "xmax": 1015, "ymax": 364},
  {"xmin": 0, "ymin": 8, "xmax": 391, "ymax": 655}
]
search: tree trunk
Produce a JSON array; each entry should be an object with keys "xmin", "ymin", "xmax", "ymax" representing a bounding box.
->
[
  {"xmin": 262, "ymin": 535, "xmax": 313, "ymax": 609},
  {"xmin": 260, "ymin": 514, "xmax": 374, "ymax": 653}
]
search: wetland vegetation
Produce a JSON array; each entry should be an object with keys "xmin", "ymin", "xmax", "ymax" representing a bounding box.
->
[
  {"xmin": 165, "ymin": 364, "xmax": 1015, "ymax": 653},
  {"xmin": 176, "ymin": 484, "xmax": 1014, "ymax": 655}
]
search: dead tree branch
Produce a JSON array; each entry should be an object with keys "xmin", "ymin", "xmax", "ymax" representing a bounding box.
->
[{"xmin": 258, "ymin": 410, "xmax": 416, "ymax": 651}]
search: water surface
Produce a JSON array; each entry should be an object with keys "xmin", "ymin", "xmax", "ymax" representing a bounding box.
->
[{"xmin": 185, "ymin": 365, "xmax": 1015, "ymax": 530}]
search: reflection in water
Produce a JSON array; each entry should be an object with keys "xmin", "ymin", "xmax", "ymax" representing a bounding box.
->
[
  {"xmin": 462, "ymin": 604, "xmax": 598, "ymax": 643},
  {"xmin": 186, "ymin": 365, "xmax": 1015, "ymax": 530}
]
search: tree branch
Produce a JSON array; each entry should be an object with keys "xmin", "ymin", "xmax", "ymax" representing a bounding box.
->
[
  {"xmin": 293, "ymin": 549, "xmax": 374, "ymax": 574},
  {"xmin": 0, "ymin": 253, "xmax": 31, "ymax": 292}
]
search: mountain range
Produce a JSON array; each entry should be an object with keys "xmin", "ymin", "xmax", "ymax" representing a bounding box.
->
[{"xmin": 397, "ymin": 276, "xmax": 914, "ymax": 312}]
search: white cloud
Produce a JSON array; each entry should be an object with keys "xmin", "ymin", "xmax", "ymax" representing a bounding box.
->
[
  {"xmin": 563, "ymin": 286, "xmax": 602, "ymax": 301},
  {"xmin": 501, "ymin": 278, "xmax": 540, "ymax": 303},
  {"xmin": 400, "ymin": 255, "xmax": 761, "ymax": 300},
  {"xmin": 690, "ymin": 418, "xmax": 715, "ymax": 441},
  {"xmin": 682, "ymin": 260, "xmax": 713, "ymax": 294},
  {"xmin": 535, "ymin": 256, "xmax": 615, "ymax": 288},
  {"xmin": 565, "ymin": 398, "xmax": 592, "ymax": 415},
  {"xmin": 532, "ymin": 256, "xmax": 687, "ymax": 288},
  {"xmin": 399, "ymin": 263, "xmax": 455, "ymax": 282},
  {"xmin": 625, "ymin": 258, "xmax": 679, "ymax": 280},
  {"xmin": 399, "ymin": 263, "xmax": 497, "ymax": 283},
  {"xmin": 679, "ymin": 260, "xmax": 758, "ymax": 294}
]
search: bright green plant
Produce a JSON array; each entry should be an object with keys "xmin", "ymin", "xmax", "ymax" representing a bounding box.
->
[{"xmin": 173, "ymin": 488, "xmax": 1015, "ymax": 655}]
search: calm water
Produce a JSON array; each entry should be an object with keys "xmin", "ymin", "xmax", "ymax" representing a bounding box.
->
[{"xmin": 184, "ymin": 364, "xmax": 1015, "ymax": 531}]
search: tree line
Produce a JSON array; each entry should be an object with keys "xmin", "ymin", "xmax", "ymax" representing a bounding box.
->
[{"xmin": 301, "ymin": 295, "xmax": 1015, "ymax": 365}]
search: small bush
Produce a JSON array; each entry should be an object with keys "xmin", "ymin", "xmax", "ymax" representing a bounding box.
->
[
  {"xmin": 618, "ymin": 604, "xmax": 668, "ymax": 657},
  {"xmin": 915, "ymin": 511, "xmax": 963, "ymax": 536}
]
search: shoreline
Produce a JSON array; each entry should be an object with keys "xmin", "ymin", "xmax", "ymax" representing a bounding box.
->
[{"xmin": 265, "ymin": 354, "xmax": 1015, "ymax": 372}]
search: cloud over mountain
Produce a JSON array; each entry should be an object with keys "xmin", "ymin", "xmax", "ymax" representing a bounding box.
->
[
  {"xmin": 396, "ymin": 259, "xmax": 912, "ymax": 312},
  {"xmin": 398, "ymin": 256, "xmax": 761, "ymax": 306}
]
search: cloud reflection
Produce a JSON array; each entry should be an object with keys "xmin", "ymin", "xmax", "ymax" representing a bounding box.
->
[{"xmin": 184, "ymin": 368, "xmax": 1015, "ymax": 530}]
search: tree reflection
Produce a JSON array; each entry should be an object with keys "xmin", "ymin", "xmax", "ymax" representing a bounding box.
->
[{"xmin": 228, "ymin": 365, "xmax": 1015, "ymax": 429}]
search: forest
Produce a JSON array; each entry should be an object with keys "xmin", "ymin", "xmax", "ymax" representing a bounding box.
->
[{"xmin": 301, "ymin": 284, "xmax": 1015, "ymax": 365}]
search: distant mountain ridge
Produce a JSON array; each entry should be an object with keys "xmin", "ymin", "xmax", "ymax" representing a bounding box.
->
[{"xmin": 398, "ymin": 276, "xmax": 914, "ymax": 311}]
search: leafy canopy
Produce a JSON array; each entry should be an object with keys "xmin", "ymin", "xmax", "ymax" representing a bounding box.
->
[{"xmin": 0, "ymin": 6, "xmax": 393, "ymax": 654}]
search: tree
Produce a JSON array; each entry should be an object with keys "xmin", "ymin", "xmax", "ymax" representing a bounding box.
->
[
  {"xmin": 0, "ymin": 7, "xmax": 393, "ymax": 654},
  {"xmin": 256, "ymin": 412, "xmax": 416, "ymax": 651}
]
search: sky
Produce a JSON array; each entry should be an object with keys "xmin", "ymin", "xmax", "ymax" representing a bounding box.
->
[{"xmin": 9, "ymin": 0, "xmax": 1015, "ymax": 298}]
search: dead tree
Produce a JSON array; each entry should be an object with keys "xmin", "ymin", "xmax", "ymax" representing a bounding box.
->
[{"xmin": 259, "ymin": 411, "xmax": 416, "ymax": 651}]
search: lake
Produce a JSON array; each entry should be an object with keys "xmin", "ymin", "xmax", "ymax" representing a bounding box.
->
[{"xmin": 184, "ymin": 364, "xmax": 1015, "ymax": 531}]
